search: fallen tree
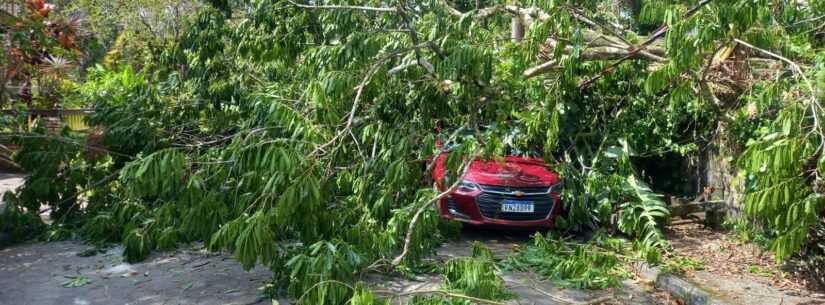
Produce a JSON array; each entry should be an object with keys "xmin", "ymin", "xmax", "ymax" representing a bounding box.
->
[{"xmin": 2, "ymin": 0, "xmax": 824, "ymax": 302}]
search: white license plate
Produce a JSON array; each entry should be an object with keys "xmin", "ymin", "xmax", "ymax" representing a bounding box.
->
[{"xmin": 501, "ymin": 200, "xmax": 534, "ymax": 213}]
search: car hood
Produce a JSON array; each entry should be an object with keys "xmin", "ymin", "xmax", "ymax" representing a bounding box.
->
[{"xmin": 464, "ymin": 156, "xmax": 560, "ymax": 187}]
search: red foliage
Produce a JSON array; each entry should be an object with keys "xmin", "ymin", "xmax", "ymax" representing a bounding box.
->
[
  {"xmin": 25, "ymin": 0, "xmax": 53, "ymax": 18},
  {"xmin": 3, "ymin": 1, "xmax": 81, "ymax": 106}
]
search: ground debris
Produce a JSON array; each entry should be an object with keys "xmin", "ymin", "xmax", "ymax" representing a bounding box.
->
[{"xmin": 666, "ymin": 223, "xmax": 824, "ymax": 303}]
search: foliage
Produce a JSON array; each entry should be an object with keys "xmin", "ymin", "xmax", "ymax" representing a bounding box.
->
[
  {"xmin": 788, "ymin": 219, "xmax": 825, "ymax": 290},
  {"xmin": 0, "ymin": 192, "xmax": 46, "ymax": 243},
  {"xmin": 62, "ymin": 0, "xmax": 200, "ymax": 69},
  {"xmin": 61, "ymin": 275, "xmax": 91, "ymax": 288},
  {"xmin": 661, "ymin": 256, "xmax": 705, "ymax": 275},
  {"xmin": 503, "ymin": 232, "xmax": 629, "ymax": 289},
  {"xmin": 1, "ymin": 0, "xmax": 82, "ymax": 108},
  {"xmin": 557, "ymin": 140, "xmax": 670, "ymax": 255},
  {"xmin": 737, "ymin": 64, "xmax": 825, "ymax": 260},
  {"xmin": 726, "ymin": 218, "xmax": 774, "ymax": 251},
  {"xmin": 10, "ymin": 128, "xmax": 112, "ymax": 220},
  {"xmin": 80, "ymin": 67, "xmax": 166, "ymax": 159},
  {"xmin": 441, "ymin": 243, "xmax": 508, "ymax": 300},
  {"xmin": 349, "ymin": 284, "xmax": 389, "ymax": 305},
  {"xmin": 285, "ymin": 240, "xmax": 364, "ymax": 305},
  {"xmin": 745, "ymin": 264, "xmax": 774, "ymax": 277},
  {"xmin": 614, "ymin": 147, "xmax": 671, "ymax": 251}
]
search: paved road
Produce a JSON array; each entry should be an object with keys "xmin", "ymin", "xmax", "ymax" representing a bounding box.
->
[
  {"xmin": 0, "ymin": 173, "xmax": 276, "ymax": 305},
  {"xmin": 434, "ymin": 227, "xmax": 662, "ymax": 305},
  {"xmin": 0, "ymin": 170, "xmax": 658, "ymax": 305},
  {"xmin": 3, "ymin": 173, "xmax": 809, "ymax": 305},
  {"xmin": 0, "ymin": 230, "xmax": 654, "ymax": 305},
  {"xmin": 0, "ymin": 242, "xmax": 273, "ymax": 305},
  {"xmin": 0, "ymin": 172, "xmax": 24, "ymax": 202}
]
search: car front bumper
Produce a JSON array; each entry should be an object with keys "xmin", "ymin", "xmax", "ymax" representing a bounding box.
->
[{"xmin": 438, "ymin": 189, "xmax": 562, "ymax": 228}]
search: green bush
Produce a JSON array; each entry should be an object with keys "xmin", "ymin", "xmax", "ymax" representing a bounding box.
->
[{"xmin": 0, "ymin": 192, "xmax": 47, "ymax": 245}]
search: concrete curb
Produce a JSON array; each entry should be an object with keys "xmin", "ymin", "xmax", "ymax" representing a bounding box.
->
[
  {"xmin": 656, "ymin": 273, "xmax": 731, "ymax": 305},
  {"xmin": 635, "ymin": 263, "xmax": 733, "ymax": 305}
]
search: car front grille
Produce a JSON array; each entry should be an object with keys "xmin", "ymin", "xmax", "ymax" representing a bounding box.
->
[
  {"xmin": 479, "ymin": 184, "xmax": 549, "ymax": 194},
  {"xmin": 476, "ymin": 191, "xmax": 554, "ymax": 221},
  {"xmin": 447, "ymin": 197, "xmax": 459, "ymax": 211}
]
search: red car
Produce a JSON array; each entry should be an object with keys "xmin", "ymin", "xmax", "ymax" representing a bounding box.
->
[{"xmin": 432, "ymin": 129, "xmax": 563, "ymax": 228}]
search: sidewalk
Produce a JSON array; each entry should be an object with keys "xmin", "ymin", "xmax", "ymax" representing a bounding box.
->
[{"xmin": 664, "ymin": 223, "xmax": 825, "ymax": 305}]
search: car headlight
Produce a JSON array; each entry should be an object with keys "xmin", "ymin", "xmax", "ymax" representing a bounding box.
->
[
  {"xmin": 547, "ymin": 183, "xmax": 563, "ymax": 193},
  {"xmin": 457, "ymin": 180, "xmax": 480, "ymax": 193}
]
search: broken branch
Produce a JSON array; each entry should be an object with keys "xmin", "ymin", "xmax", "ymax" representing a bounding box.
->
[
  {"xmin": 391, "ymin": 149, "xmax": 480, "ymax": 266},
  {"xmin": 286, "ymin": 0, "xmax": 396, "ymax": 12},
  {"xmin": 733, "ymin": 38, "xmax": 824, "ymax": 153},
  {"xmin": 376, "ymin": 289, "xmax": 508, "ymax": 305},
  {"xmin": 578, "ymin": 0, "xmax": 713, "ymax": 88}
]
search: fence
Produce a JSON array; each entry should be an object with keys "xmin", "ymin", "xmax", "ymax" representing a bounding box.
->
[
  {"xmin": 1, "ymin": 109, "xmax": 94, "ymax": 131},
  {"xmin": 1, "ymin": 2, "xmax": 22, "ymax": 16}
]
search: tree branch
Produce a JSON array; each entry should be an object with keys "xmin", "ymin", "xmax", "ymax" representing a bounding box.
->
[
  {"xmin": 733, "ymin": 38, "xmax": 824, "ymax": 154},
  {"xmin": 310, "ymin": 42, "xmax": 435, "ymax": 157},
  {"xmin": 311, "ymin": 60, "xmax": 385, "ymax": 157},
  {"xmin": 523, "ymin": 60, "xmax": 558, "ymax": 78},
  {"xmin": 578, "ymin": 0, "xmax": 713, "ymax": 88},
  {"xmin": 436, "ymin": 0, "xmax": 464, "ymax": 16},
  {"xmin": 397, "ymin": 4, "xmax": 435, "ymax": 74},
  {"xmin": 287, "ymin": 0, "xmax": 396, "ymax": 12},
  {"xmin": 391, "ymin": 149, "xmax": 480, "ymax": 266},
  {"xmin": 375, "ymin": 289, "xmax": 507, "ymax": 305}
]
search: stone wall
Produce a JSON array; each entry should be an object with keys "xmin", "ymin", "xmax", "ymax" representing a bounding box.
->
[{"xmin": 700, "ymin": 120, "xmax": 745, "ymax": 218}]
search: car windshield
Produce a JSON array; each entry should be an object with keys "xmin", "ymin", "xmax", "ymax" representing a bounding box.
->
[{"xmin": 440, "ymin": 126, "xmax": 542, "ymax": 157}]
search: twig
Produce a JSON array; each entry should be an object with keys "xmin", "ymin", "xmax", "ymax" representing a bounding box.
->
[
  {"xmin": 374, "ymin": 288, "xmax": 507, "ymax": 305},
  {"xmin": 732, "ymin": 39, "xmax": 816, "ymax": 97},
  {"xmin": 422, "ymin": 127, "xmax": 466, "ymax": 176},
  {"xmin": 578, "ymin": 0, "xmax": 714, "ymax": 89},
  {"xmin": 525, "ymin": 281, "xmax": 614, "ymax": 305},
  {"xmin": 286, "ymin": 0, "xmax": 396, "ymax": 12},
  {"xmin": 3, "ymin": 133, "xmax": 133, "ymax": 159},
  {"xmin": 397, "ymin": 3, "xmax": 435, "ymax": 74},
  {"xmin": 311, "ymin": 60, "xmax": 386, "ymax": 156},
  {"xmin": 311, "ymin": 43, "xmax": 435, "ymax": 157},
  {"xmin": 557, "ymin": 4, "xmax": 667, "ymax": 64},
  {"xmin": 191, "ymin": 261, "xmax": 210, "ymax": 268},
  {"xmin": 391, "ymin": 149, "xmax": 480, "ymax": 266},
  {"xmin": 50, "ymin": 168, "xmax": 123, "ymax": 223},
  {"xmin": 790, "ymin": 14, "xmax": 825, "ymax": 26},
  {"xmin": 733, "ymin": 38, "xmax": 825, "ymax": 155}
]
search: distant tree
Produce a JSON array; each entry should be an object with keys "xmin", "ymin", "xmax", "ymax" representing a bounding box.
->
[{"xmin": 1, "ymin": 0, "xmax": 80, "ymax": 109}]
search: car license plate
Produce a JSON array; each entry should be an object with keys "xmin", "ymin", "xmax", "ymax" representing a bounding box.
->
[{"xmin": 501, "ymin": 200, "xmax": 534, "ymax": 213}]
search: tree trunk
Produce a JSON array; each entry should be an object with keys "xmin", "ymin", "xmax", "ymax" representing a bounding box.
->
[{"xmin": 511, "ymin": 15, "xmax": 524, "ymax": 43}]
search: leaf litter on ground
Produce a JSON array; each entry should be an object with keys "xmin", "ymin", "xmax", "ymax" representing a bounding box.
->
[{"xmin": 500, "ymin": 231, "xmax": 634, "ymax": 290}]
